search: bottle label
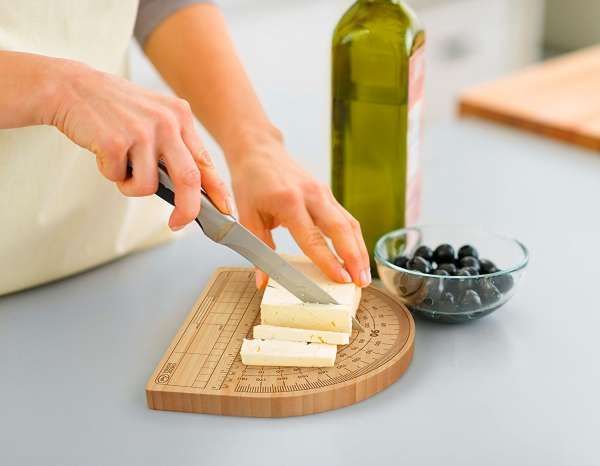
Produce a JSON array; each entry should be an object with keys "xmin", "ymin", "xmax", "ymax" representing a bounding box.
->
[{"xmin": 406, "ymin": 44, "xmax": 425, "ymax": 226}]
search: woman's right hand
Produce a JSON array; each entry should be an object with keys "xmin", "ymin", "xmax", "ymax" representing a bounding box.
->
[{"xmin": 1, "ymin": 51, "xmax": 231, "ymax": 230}]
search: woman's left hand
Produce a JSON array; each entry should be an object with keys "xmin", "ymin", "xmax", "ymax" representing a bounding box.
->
[{"xmin": 229, "ymin": 141, "xmax": 371, "ymax": 289}]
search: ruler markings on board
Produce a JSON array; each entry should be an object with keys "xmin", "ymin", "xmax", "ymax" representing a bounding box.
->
[
  {"xmin": 230, "ymin": 332, "xmax": 402, "ymax": 393},
  {"xmin": 203, "ymin": 272, "xmax": 253, "ymax": 388},
  {"xmin": 233, "ymin": 320, "xmax": 404, "ymax": 392},
  {"xmin": 223, "ymin": 281, "xmax": 263, "ymax": 391},
  {"xmin": 154, "ymin": 269, "xmax": 408, "ymax": 394},
  {"xmin": 146, "ymin": 268, "xmax": 414, "ymax": 416},
  {"xmin": 189, "ymin": 272, "xmax": 239, "ymax": 388},
  {"xmin": 157, "ymin": 275, "xmax": 223, "ymax": 382},
  {"xmin": 203, "ymin": 271, "xmax": 259, "ymax": 390}
]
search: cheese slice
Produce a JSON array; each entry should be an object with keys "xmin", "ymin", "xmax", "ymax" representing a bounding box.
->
[
  {"xmin": 240, "ymin": 339, "xmax": 337, "ymax": 367},
  {"xmin": 253, "ymin": 324, "xmax": 350, "ymax": 345},
  {"xmin": 260, "ymin": 256, "xmax": 361, "ymax": 333}
]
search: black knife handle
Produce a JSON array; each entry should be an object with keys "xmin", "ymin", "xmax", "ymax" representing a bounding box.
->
[
  {"xmin": 155, "ymin": 182, "xmax": 175, "ymax": 207},
  {"xmin": 126, "ymin": 161, "xmax": 175, "ymax": 207}
]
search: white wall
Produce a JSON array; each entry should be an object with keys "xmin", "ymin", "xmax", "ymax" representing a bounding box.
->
[
  {"xmin": 130, "ymin": 0, "xmax": 354, "ymax": 185},
  {"xmin": 129, "ymin": 0, "xmax": 544, "ymax": 183}
]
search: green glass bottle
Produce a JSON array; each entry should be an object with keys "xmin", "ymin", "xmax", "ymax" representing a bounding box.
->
[{"xmin": 332, "ymin": 0, "xmax": 425, "ymax": 274}]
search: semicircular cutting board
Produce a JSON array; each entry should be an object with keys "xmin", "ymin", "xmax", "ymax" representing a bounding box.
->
[{"xmin": 146, "ymin": 268, "xmax": 415, "ymax": 417}]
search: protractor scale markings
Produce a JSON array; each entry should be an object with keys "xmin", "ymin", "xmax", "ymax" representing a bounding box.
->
[{"xmin": 147, "ymin": 268, "xmax": 415, "ymax": 417}]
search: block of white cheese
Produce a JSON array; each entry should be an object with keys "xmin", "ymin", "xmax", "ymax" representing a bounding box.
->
[
  {"xmin": 253, "ymin": 324, "xmax": 350, "ymax": 345},
  {"xmin": 240, "ymin": 339, "xmax": 337, "ymax": 367},
  {"xmin": 260, "ymin": 256, "xmax": 361, "ymax": 333}
]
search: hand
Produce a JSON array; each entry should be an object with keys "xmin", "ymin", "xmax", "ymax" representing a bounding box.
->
[
  {"xmin": 47, "ymin": 59, "xmax": 231, "ymax": 229},
  {"xmin": 229, "ymin": 141, "xmax": 371, "ymax": 289}
]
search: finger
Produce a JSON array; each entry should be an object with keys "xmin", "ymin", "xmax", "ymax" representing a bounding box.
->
[
  {"xmin": 322, "ymin": 187, "xmax": 371, "ymax": 283},
  {"xmin": 239, "ymin": 211, "xmax": 275, "ymax": 289},
  {"xmin": 253, "ymin": 269, "xmax": 267, "ymax": 290},
  {"xmin": 162, "ymin": 140, "xmax": 202, "ymax": 230},
  {"xmin": 329, "ymin": 191, "xmax": 371, "ymax": 269},
  {"xmin": 181, "ymin": 125, "xmax": 232, "ymax": 215},
  {"xmin": 339, "ymin": 207, "xmax": 370, "ymax": 269},
  {"xmin": 116, "ymin": 144, "xmax": 158, "ymax": 197},
  {"xmin": 282, "ymin": 206, "xmax": 352, "ymax": 284},
  {"xmin": 196, "ymin": 148, "xmax": 232, "ymax": 215},
  {"xmin": 320, "ymin": 187, "xmax": 370, "ymax": 267},
  {"xmin": 94, "ymin": 146, "xmax": 127, "ymax": 183},
  {"xmin": 310, "ymin": 200, "xmax": 371, "ymax": 287}
]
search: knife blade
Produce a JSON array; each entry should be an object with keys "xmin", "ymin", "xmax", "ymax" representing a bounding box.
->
[
  {"xmin": 219, "ymin": 222, "xmax": 339, "ymax": 305},
  {"xmin": 196, "ymin": 199, "xmax": 365, "ymax": 332},
  {"xmin": 218, "ymin": 223, "xmax": 365, "ymax": 332},
  {"xmin": 149, "ymin": 162, "xmax": 364, "ymax": 331}
]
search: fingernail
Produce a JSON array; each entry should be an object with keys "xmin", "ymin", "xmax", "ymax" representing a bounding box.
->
[
  {"xmin": 169, "ymin": 218, "xmax": 185, "ymax": 231},
  {"xmin": 225, "ymin": 196, "xmax": 234, "ymax": 215},
  {"xmin": 360, "ymin": 268, "xmax": 372, "ymax": 287},
  {"xmin": 339, "ymin": 268, "xmax": 352, "ymax": 283},
  {"xmin": 255, "ymin": 273, "xmax": 267, "ymax": 289}
]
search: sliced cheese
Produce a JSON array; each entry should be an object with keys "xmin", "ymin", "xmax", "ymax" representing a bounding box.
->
[
  {"xmin": 240, "ymin": 339, "xmax": 337, "ymax": 367},
  {"xmin": 260, "ymin": 255, "xmax": 361, "ymax": 333},
  {"xmin": 253, "ymin": 324, "xmax": 350, "ymax": 345}
]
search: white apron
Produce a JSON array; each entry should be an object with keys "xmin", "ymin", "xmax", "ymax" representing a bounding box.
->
[{"xmin": 0, "ymin": 0, "xmax": 173, "ymax": 295}]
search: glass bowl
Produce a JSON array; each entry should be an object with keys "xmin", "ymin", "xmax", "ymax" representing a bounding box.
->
[{"xmin": 375, "ymin": 225, "xmax": 529, "ymax": 323}]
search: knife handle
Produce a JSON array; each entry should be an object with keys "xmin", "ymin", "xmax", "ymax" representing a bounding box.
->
[
  {"xmin": 125, "ymin": 161, "xmax": 176, "ymax": 206},
  {"xmin": 125, "ymin": 161, "xmax": 236, "ymax": 243}
]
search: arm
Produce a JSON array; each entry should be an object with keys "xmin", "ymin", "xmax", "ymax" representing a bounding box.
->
[
  {"xmin": 0, "ymin": 50, "xmax": 230, "ymax": 229},
  {"xmin": 0, "ymin": 52, "xmax": 60, "ymax": 129},
  {"xmin": 143, "ymin": 4, "xmax": 371, "ymax": 288}
]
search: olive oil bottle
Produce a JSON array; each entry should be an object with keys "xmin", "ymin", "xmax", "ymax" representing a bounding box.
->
[{"xmin": 332, "ymin": 0, "xmax": 425, "ymax": 274}]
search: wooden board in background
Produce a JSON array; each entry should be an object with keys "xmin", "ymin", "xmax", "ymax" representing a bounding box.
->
[
  {"xmin": 146, "ymin": 268, "xmax": 415, "ymax": 418},
  {"xmin": 458, "ymin": 45, "xmax": 600, "ymax": 151}
]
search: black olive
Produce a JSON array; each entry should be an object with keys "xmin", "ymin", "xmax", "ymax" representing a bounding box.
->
[
  {"xmin": 459, "ymin": 256, "xmax": 480, "ymax": 272},
  {"xmin": 479, "ymin": 280, "xmax": 503, "ymax": 305},
  {"xmin": 437, "ymin": 263, "xmax": 457, "ymax": 275},
  {"xmin": 422, "ymin": 278, "xmax": 443, "ymax": 307},
  {"xmin": 432, "ymin": 269, "xmax": 450, "ymax": 276},
  {"xmin": 479, "ymin": 258, "xmax": 499, "ymax": 275},
  {"xmin": 393, "ymin": 255, "xmax": 410, "ymax": 269},
  {"xmin": 433, "ymin": 244, "xmax": 455, "ymax": 264},
  {"xmin": 458, "ymin": 244, "xmax": 479, "ymax": 260},
  {"xmin": 459, "ymin": 289, "xmax": 482, "ymax": 310},
  {"xmin": 465, "ymin": 266, "xmax": 480, "ymax": 276},
  {"xmin": 422, "ymin": 296, "xmax": 434, "ymax": 307},
  {"xmin": 492, "ymin": 274, "xmax": 514, "ymax": 293},
  {"xmin": 450, "ymin": 268, "xmax": 475, "ymax": 296},
  {"xmin": 439, "ymin": 291, "xmax": 456, "ymax": 312},
  {"xmin": 413, "ymin": 245, "xmax": 434, "ymax": 262},
  {"xmin": 408, "ymin": 256, "xmax": 431, "ymax": 274}
]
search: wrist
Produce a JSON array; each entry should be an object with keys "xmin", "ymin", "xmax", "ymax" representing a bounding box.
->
[
  {"xmin": 37, "ymin": 57, "xmax": 87, "ymax": 127},
  {"xmin": 20, "ymin": 54, "xmax": 74, "ymax": 127},
  {"xmin": 222, "ymin": 122, "xmax": 285, "ymax": 166},
  {"xmin": 0, "ymin": 52, "xmax": 70, "ymax": 128}
]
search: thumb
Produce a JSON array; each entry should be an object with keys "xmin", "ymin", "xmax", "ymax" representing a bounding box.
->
[
  {"xmin": 239, "ymin": 212, "xmax": 275, "ymax": 289},
  {"xmin": 255, "ymin": 269, "xmax": 269, "ymax": 290}
]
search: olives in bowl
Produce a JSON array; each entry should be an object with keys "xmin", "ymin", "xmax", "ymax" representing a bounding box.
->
[{"xmin": 374, "ymin": 225, "xmax": 528, "ymax": 323}]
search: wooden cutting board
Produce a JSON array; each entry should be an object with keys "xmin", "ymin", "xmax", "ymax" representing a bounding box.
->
[
  {"xmin": 459, "ymin": 45, "xmax": 600, "ymax": 151},
  {"xmin": 146, "ymin": 268, "xmax": 415, "ymax": 417}
]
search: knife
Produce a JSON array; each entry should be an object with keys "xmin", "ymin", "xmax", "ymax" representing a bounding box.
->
[{"xmin": 130, "ymin": 162, "xmax": 364, "ymax": 331}]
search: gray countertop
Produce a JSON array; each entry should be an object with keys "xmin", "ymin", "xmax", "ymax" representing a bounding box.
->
[{"xmin": 1, "ymin": 120, "xmax": 598, "ymax": 465}]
